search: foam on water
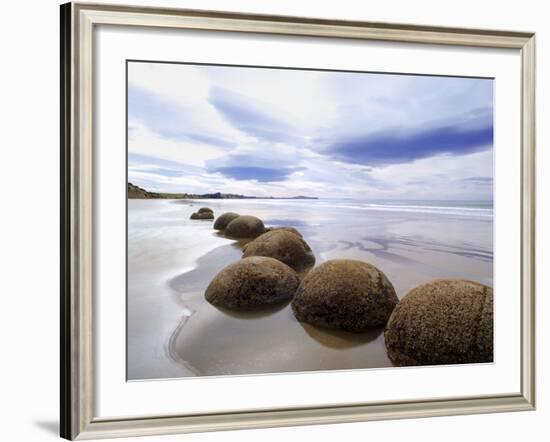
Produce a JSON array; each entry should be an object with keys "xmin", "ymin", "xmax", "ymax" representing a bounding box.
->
[{"xmin": 189, "ymin": 198, "xmax": 493, "ymax": 218}]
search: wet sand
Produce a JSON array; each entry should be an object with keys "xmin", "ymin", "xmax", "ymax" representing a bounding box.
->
[
  {"xmin": 169, "ymin": 243, "xmax": 390, "ymax": 376},
  {"xmin": 128, "ymin": 198, "xmax": 493, "ymax": 380}
]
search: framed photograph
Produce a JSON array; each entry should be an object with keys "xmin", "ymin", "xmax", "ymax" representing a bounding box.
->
[{"xmin": 60, "ymin": 2, "xmax": 536, "ymax": 440}]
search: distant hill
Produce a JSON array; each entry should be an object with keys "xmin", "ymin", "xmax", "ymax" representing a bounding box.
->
[
  {"xmin": 128, "ymin": 182, "xmax": 160, "ymax": 199},
  {"xmin": 127, "ymin": 183, "xmax": 317, "ymax": 200}
]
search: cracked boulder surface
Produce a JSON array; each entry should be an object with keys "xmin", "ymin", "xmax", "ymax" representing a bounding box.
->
[
  {"xmin": 264, "ymin": 226, "xmax": 303, "ymax": 237},
  {"xmin": 213, "ymin": 212, "xmax": 240, "ymax": 230},
  {"xmin": 190, "ymin": 211, "xmax": 214, "ymax": 220},
  {"xmin": 242, "ymin": 229, "xmax": 315, "ymax": 272},
  {"xmin": 291, "ymin": 259, "xmax": 398, "ymax": 332},
  {"xmin": 205, "ymin": 256, "xmax": 299, "ymax": 310},
  {"xmin": 224, "ymin": 215, "xmax": 266, "ymax": 238},
  {"xmin": 384, "ymin": 279, "xmax": 493, "ymax": 366}
]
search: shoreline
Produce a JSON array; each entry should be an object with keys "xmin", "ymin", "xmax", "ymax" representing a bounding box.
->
[
  {"xmin": 126, "ymin": 200, "xmax": 242, "ymax": 380},
  {"xmin": 166, "ymin": 242, "xmax": 247, "ymax": 377},
  {"xmin": 165, "ymin": 240, "xmax": 389, "ymax": 377}
]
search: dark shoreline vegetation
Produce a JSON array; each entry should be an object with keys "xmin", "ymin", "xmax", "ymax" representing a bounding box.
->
[
  {"xmin": 190, "ymin": 207, "xmax": 494, "ymax": 367},
  {"xmin": 127, "ymin": 182, "xmax": 318, "ymax": 200}
]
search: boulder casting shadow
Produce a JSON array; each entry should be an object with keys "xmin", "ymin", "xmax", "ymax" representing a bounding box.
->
[
  {"xmin": 224, "ymin": 215, "xmax": 266, "ymax": 238},
  {"xmin": 210, "ymin": 299, "xmax": 291, "ymax": 320},
  {"xmin": 213, "ymin": 212, "xmax": 240, "ymax": 230},
  {"xmin": 205, "ymin": 256, "xmax": 300, "ymax": 310},
  {"xmin": 292, "ymin": 259, "xmax": 398, "ymax": 333},
  {"xmin": 190, "ymin": 211, "xmax": 214, "ymax": 220},
  {"xmin": 384, "ymin": 279, "xmax": 493, "ymax": 366},
  {"xmin": 300, "ymin": 321, "xmax": 384, "ymax": 349},
  {"xmin": 242, "ymin": 229, "xmax": 315, "ymax": 272}
]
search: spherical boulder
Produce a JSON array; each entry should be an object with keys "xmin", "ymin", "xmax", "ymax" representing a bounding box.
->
[
  {"xmin": 384, "ymin": 279, "xmax": 493, "ymax": 366},
  {"xmin": 205, "ymin": 256, "xmax": 299, "ymax": 309},
  {"xmin": 198, "ymin": 207, "xmax": 213, "ymax": 214},
  {"xmin": 242, "ymin": 230, "xmax": 315, "ymax": 271},
  {"xmin": 224, "ymin": 215, "xmax": 265, "ymax": 238},
  {"xmin": 213, "ymin": 212, "xmax": 240, "ymax": 230},
  {"xmin": 292, "ymin": 259, "xmax": 398, "ymax": 332},
  {"xmin": 265, "ymin": 226, "xmax": 303, "ymax": 237},
  {"xmin": 190, "ymin": 211, "xmax": 214, "ymax": 220}
]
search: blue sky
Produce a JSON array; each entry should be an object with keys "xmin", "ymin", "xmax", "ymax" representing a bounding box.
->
[{"xmin": 128, "ymin": 62, "xmax": 493, "ymax": 200}]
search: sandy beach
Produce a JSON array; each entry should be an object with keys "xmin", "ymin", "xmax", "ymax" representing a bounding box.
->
[{"xmin": 127, "ymin": 198, "xmax": 493, "ymax": 380}]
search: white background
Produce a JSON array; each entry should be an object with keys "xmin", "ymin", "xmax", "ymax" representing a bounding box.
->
[{"xmin": 0, "ymin": 0, "xmax": 547, "ymax": 441}]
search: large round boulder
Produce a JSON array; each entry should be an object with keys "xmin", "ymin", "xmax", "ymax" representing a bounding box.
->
[
  {"xmin": 213, "ymin": 212, "xmax": 240, "ymax": 230},
  {"xmin": 242, "ymin": 230, "xmax": 315, "ymax": 271},
  {"xmin": 190, "ymin": 211, "xmax": 214, "ymax": 220},
  {"xmin": 265, "ymin": 226, "xmax": 303, "ymax": 237},
  {"xmin": 291, "ymin": 259, "xmax": 398, "ymax": 332},
  {"xmin": 198, "ymin": 207, "xmax": 213, "ymax": 214},
  {"xmin": 224, "ymin": 215, "xmax": 265, "ymax": 238},
  {"xmin": 205, "ymin": 256, "xmax": 299, "ymax": 310},
  {"xmin": 384, "ymin": 279, "xmax": 493, "ymax": 366}
]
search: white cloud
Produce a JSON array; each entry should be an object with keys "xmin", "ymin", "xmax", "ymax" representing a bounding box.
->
[
  {"xmin": 128, "ymin": 62, "xmax": 250, "ymax": 145},
  {"xmin": 128, "ymin": 121, "xmax": 225, "ymax": 167},
  {"xmin": 127, "ymin": 61, "xmax": 493, "ymax": 200}
]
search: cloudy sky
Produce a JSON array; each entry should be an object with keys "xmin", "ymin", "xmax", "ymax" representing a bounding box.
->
[{"xmin": 128, "ymin": 61, "xmax": 493, "ymax": 200}]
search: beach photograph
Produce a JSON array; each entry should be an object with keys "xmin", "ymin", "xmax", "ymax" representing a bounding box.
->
[{"xmin": 127, "ymin": 61, "xmax": 494, "ymax": 380}]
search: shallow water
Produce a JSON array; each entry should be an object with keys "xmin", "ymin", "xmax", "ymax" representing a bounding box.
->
[{"xmin": 127, "ymin": 198, "xmax": 493, "ymax": 380}]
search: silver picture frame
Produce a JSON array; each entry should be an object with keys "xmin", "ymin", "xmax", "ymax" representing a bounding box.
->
[{"xmin": 60, "ymin": 2, "xmax": 536, "ymax": 439}]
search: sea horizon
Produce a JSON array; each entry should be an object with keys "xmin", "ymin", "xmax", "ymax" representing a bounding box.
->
[{"xmin": 174, "ymin": 197, "xmax": 494, "ymax": 218}]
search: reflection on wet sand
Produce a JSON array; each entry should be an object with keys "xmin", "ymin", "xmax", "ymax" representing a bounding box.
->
[
  {"xmin": 300, "ymin": 322, "xmax": 384, "ymax": 349},
  {"xmin": 168, "ymin": 239, "xmax": 392, "ymax": 376},
  {"xmin": 212, "ymin": 301, "xmax": 290, "ymax": 320}
]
